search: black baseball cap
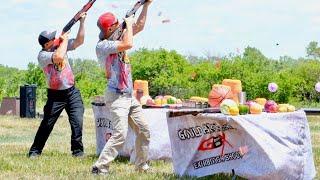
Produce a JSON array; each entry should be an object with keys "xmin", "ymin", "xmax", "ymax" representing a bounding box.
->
[{"xmin": 38, "ymin": 30, "xmax": 56, "ymax": 46}]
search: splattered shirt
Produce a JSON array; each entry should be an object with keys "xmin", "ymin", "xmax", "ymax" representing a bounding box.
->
[
  {"xmin": 38, "ymin": 39, "xmax": 75, "ymax": 90},
  {"xmin": 96, "ymin": 40, "xmax": 133, "ymax": 94}
]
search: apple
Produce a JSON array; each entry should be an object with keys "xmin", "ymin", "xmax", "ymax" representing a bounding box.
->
[
  {"xmin": 245, "ymin": 100, "xmax": 255, "ymax": 107},
  {"xmin": 264, "ymin": 100, "xmax": 278, "ymax": 113}
]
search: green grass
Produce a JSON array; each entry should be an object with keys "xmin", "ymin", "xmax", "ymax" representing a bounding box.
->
[{"xmin": 0, "ymin": 110, "xmax": 318, "ymax": 179}]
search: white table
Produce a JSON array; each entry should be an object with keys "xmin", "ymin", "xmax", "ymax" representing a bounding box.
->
[
  {"xmin": 166, "ymin": 110, "xmax": 316, "ymax": 179},
  {"xmin": 92, "ymin": 104, "xmax": 171, "ymax": 160}
]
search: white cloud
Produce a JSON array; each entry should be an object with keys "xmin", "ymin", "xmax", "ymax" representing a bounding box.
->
[
  {"xmin": 48, "ymin": 0, "xmax": 71, "ymax": 9},
  {"xmin": 311, "ymin": 16, "xmax": 320, "ymax": 24},
  {"xmin": 11, "ymin": 0, "xmax": 31, "ymax": 4}
]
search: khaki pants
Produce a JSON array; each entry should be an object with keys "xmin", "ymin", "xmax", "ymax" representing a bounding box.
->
[{"xmin": 94, "ymin": 90, "xmax": 150, "ymax": 171}]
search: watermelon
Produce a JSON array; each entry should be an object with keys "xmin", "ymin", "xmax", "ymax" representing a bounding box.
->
[{"xmin": 220, "ymin": 99, "xmax": 238, "ymax": 115}]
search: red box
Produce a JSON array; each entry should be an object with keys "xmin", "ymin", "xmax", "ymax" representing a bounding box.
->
[{"xmin": 0, "ymin": 97, "xmax": 20, "ymax": 116}]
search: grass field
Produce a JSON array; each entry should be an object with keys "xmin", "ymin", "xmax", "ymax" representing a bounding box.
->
[{"xmin": 0, "ymin": 109, "xmax": 318, "ymax": 179}]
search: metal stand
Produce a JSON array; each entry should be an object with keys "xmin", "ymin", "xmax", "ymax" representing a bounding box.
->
[{"xmin": 231, "ymin": 169, "xmax": 236, "ymax": 180}]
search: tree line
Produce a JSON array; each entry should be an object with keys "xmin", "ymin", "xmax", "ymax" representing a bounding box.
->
[{"xmin": 1, "ymin": 43, "xmax": 320, "ymax": 107}]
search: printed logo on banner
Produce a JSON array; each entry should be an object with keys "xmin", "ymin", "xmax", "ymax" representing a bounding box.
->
[
  {"xmin": 198, "ymin": 132, "xmax": 233, "ymax": 155},
  {"xmin": 96, "ymin": 117, "xmax": 113, "ymax": 129},
  {"xmin": 175, "ymin": 122, "xmax": 250, "ymax": 170},
  {"xmin": 177, "ymin": 123, "xmax": 235, "ymax": 140},
  {"xmin": 193, "ymin": 150, "xmax": 244, "ymax": 169},
  {"xmin": 105, "ymin": 132, "xmax": 112, "ymax": 142},
  {"xmin": 193, "ymin": 146, "xmax": 249, "ymax": 169},
  {"xmin": 194, "ymin": 131, "xmax": 249, "ymax": 170}
]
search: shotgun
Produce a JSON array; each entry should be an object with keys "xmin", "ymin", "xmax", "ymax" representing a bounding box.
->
[
  {"xmin": 54, "ymin": 0, "xmax": 97, "ymax": 48},
  {"xmin": 108, "ymin": 0, "xmax": 148, "ymax": 41}
]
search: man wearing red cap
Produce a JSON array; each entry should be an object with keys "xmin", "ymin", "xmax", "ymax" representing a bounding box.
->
[{"xmin": 92, "ymin": 0, "xmax": 153, "ymax": 175}]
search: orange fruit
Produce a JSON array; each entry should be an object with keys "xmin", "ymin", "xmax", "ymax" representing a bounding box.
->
[
  {"xmin": 255, "ymin": 98, "xmax": 267, "ymax": 106},
  {"xmin": 250, "ymin": 103, "xmax": 262, "ymax": 114}
]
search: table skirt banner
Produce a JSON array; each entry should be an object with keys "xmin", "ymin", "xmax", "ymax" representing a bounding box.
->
[
  {"xmin": 92, "ymin": 103, "xmax": 172, "ymax": 160},
  {"xmin": 92, "ymin": 103, "xmax": 133, "ymax": 156},
  {"xmin": 167, "ymin": 110, "xmax": 316, "ymax": 179}
]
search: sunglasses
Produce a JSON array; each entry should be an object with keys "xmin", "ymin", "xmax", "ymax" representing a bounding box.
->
[{"xmin": 111, "ymin": 19, "xmax": 119, "ymax": 27}]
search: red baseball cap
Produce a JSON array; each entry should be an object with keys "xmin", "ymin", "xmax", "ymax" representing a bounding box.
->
[{"xmin": 97, "ymin": 12, "xmax": 118, "ymax": 39}]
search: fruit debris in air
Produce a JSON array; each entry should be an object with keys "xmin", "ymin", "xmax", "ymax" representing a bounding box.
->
[
  {"xmin": 162, "ymin": 19, "xmax": 170, "ymax": 23},
  {"xmin": 110, "ymin": 4, "xmax": 118, "ymax": 8}
]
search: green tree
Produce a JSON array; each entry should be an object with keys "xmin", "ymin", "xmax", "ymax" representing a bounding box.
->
[
  {"xmin": 24, "ymin": 63, "xmax": 45, "ymax": 87},
  {"xmin": 130, "ymin": 48, "xmax": 192, "ymax": 98},
  {"xmin": 71, "ymin": 59, "xmax": 106, "ymax": 104},
  {"xmin": 306, "ymin": 41, "xmax": 320, "ymax": 59}
]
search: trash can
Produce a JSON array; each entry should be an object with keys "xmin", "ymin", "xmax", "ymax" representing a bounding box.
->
[{"xmin": 20, "ymin": 84, "xmax": 37, "ymax": 118}]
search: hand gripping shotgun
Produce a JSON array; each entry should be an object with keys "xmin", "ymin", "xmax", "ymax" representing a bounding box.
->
[
  {"xmin": 53, "ymin": 0, "xmax": 97, "ymax": 48},
  {"xmin": 108, "ymin": 0, "xmax": 148, "ymax": 41}
]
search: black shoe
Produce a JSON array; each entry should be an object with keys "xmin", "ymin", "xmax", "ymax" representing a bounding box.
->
[
  {"xmin": 91, "ymin": 166, "xmax": 108, "ymax": 175},
  {"xmin": 28, "ymin": 152, "xmax": 40, "ymax": 159},
  {"xmin": 72, "ymin": 150, "xmax": 84, "ymax": 158}
]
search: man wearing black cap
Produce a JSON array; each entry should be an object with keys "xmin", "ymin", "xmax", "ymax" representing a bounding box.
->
[{"xmin": 28, "ymin": 12, "xmax": 87, "ymax": 158}]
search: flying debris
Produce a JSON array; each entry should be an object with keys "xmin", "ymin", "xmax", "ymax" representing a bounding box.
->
[
  {"xmin": 110, "ymin": 4, "xmax": 118, "ymax": 8},
  {"xmin": 162, "ymin": 19, "xmax": 170, "ymax": 23}
]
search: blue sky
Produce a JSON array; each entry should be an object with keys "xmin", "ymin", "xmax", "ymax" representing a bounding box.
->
[{"xmin": 1, "ymin": 0, "xmax": 320, "ymax": 69}]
